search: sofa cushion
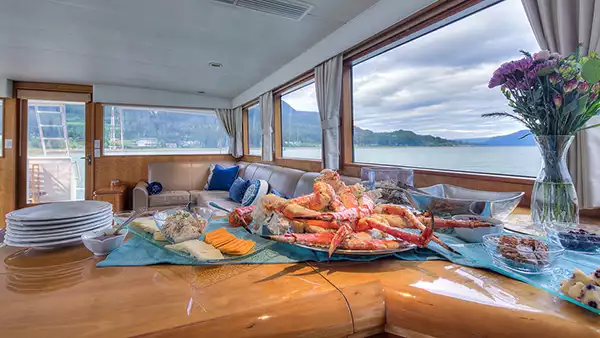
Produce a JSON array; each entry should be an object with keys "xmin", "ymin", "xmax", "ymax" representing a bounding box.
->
[
  {"xmin": 148, "ymin": 190, "xmax": 191, "ymax": 207},
  {"xmin": 191, "ymin": 190, "xmax": 241, "ymax": 216},
  {"xmin": 268, "ymin": 167, "xmax": 305, "ymax": 198},
  {"xmin": 149, "ymin": 161, "xmax": 237, "ymax": 191}
]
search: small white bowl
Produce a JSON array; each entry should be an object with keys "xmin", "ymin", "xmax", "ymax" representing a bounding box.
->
[
  {"xmin": 81, "ymin": 228, "xmax": 128, "ymax": 256},
  {"xmin": 452, "ymin": 215, "xmax": 504, "ymax": 243}
]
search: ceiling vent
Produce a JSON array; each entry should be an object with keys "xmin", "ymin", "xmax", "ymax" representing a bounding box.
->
[{"xmin": 213, "ymin": 0, "xmax": 313, "ymax": 21}]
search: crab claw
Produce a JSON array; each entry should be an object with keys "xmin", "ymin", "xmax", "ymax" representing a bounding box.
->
[{"xmin": 328, "ymin": 223, "xmax": 353, "ymax": 257}]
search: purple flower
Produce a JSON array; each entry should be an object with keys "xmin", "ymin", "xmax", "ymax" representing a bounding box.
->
[
  {"xmin": 548, "ymin": 73, "xmax": 560, "ymax": 84},
  {"xmin": 564, "ymin": 79, "xmax": 579, "ymax": 92},
  {"xmin": 550, "ymin": 52, "xmax": 561, "ymax": 59},
  {"xmin": 534, "ymin": 50, "xmax": 551, "ymax": 60},
  {"xmin": 591, "ymin": 93, "xmax": 599, "ymax": 102},
  {"xmin": 577, "ymin": 81, "xmax": 589, "ymax": 93},
  {"xmin": 554, "ymin": 93, "xmax": 562, "ymax": 108},
  {"xmin": 593, "ymin": 83, "xmax": 600, "ymax": 94}
]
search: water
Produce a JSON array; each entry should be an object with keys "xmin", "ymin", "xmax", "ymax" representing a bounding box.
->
[{"xmin": 283, "ymin": 146, "xmax": 541, "ymax": 177}]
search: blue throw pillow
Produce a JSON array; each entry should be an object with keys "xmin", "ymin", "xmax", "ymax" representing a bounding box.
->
[
  {"xmin": 147, "ymin": 182, "xmax": 162, "ymax": 195},
  {"xmin": 270, "ymin": 189, "xmax": 288, "ymax": 199},
  {"xmin": 229, "ymin": 177, "xmax": 249, "ymax": 203},
  {"xmin": 207, "ymin": 165, "xmax": 240, "ymax": 191}
]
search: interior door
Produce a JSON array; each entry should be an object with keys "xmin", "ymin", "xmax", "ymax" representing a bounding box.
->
[{"xmin": 18, "ymin": 98, "xmax": 90, "ymax": 207}]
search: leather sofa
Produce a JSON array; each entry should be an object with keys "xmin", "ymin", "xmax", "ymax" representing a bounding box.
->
[{"xmin": 133, "ymin": 161, "xmax": 360, "ymax": 214}]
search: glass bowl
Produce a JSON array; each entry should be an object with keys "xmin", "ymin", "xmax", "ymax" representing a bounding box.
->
[
  {"xmin": 482, "ymin": 233, "xmax": 564, "ymax": 274},
  {"xmin": 153, "ymin": 208, "xmax": 210, "ymax": 243},
  {"xmin": 545, "ymin": 223, "xmax": 600, "ymax": 253}
]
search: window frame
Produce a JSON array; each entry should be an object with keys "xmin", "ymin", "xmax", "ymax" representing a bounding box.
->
[
  {"xmin": 100, "ymin": 103, "xmax": 230, "ymax": 157},
  {"xmin": 277, "ymin": 79, "xmax": 323, "ymax": 161},
  {"xmin": 341, "ymin": 0, "xmax": 536, "ymax": 184},
  {"xmin": 242, "ymin": 99, "xmax": 261, "ymax": 158},
  {"xmin": 273, "ymin": 74, "xmax": 322, "ymax": 164}
]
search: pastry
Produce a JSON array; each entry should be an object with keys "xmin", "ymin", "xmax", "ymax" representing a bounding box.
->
[
  {"xmin": 165, "ymin": 240, "xmax": 224, "ymax": 260},
  {"xmin": 580, "ymin": 284, "xmax": 600, "ymax": 309}
]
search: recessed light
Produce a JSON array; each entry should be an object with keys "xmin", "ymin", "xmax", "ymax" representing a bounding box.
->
[
  {"xmin": 197, "ymin": 91, "xmax": 205, "ymax": 94},
  {"xmin": 209, "ymin": 62, "xmax": 223, "ymax": 68}
]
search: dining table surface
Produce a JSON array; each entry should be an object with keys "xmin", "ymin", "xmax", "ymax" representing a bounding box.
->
[{"xmin": 1, "ymin": 208, "xmax": 599, "ymax": 337}]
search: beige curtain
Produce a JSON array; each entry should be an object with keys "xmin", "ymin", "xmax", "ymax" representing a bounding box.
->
[
  {"xmin": 259, "ymin": 91, "xmax": 274, "ymax": 161},
  {"xmin": 215, "ymin": 107, "xmax": 243, "ymax": 158},
  {"xmin": 315, "ymin": 54, "xmax": 343, "ymax": 170},
  {"xmin": 522, "ymin": 0, "xmax": 600, "ymax": 208}
]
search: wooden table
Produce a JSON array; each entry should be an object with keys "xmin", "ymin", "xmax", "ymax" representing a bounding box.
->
[{"xmin": 1, "ymin": 211, "xmax": 599, "ymax": 337}]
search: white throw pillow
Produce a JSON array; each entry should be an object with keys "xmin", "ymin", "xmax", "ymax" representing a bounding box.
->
[
  {"xmin": 203, "ymin": 164, "xmax": 216, "ymax": 190},
  {"xmin": 242, "ymin": 179, "xmax": 269, "ymax": 206}
]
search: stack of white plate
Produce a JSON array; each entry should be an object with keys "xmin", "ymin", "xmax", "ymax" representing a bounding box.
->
[{"xmin": 4, "ymin": 201, "xmax": 113, "ymax": 249}]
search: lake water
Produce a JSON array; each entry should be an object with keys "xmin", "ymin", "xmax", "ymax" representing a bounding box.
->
[{"xmin": 283, "ymin": 146, "xmax": 542, "ymax": 177}]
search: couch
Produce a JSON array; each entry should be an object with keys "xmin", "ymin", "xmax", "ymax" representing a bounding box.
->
[{"xmin": 133, "ymin": 161, "xmax": 360, "ymax": 214}]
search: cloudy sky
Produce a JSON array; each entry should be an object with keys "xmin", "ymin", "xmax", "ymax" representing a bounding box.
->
[{"xmin": 284, "ymin": 0, "xmax": 540, "ymax": 140}]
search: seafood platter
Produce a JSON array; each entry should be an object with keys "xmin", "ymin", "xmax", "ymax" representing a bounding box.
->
[{"xmin": 228, "ymin": 169, "xmax": 499, "ymax": 257}]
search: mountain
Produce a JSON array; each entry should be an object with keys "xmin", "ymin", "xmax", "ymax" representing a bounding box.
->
[
  {"xmin": 458, "ymin": 130, "xmax": 535, "ymax": 146},
  {"xmin": 280, "ymin": 100, "xmax": 462, "ymax": 146},
  {"xmin": 353, "ymin": 126, "xmax": 461, "ymax": 146}
]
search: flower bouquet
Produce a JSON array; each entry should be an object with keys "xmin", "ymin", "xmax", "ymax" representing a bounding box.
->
[{"xmin": 486, "ymin": 48, "xmax": 600, "ymax": 227}]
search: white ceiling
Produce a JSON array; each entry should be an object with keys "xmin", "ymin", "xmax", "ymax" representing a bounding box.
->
[{"xmin": 0, "ymin": 0, "xmax": 378, "ymax": 98}]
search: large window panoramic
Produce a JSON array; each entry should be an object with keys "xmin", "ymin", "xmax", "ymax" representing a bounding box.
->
[
  {"xmin": 103, "ymin": 106, "xmax": 228, "ymax": 155},
  {"xmin": 352, "ymin": 0, "xmax": 541, "ymax": 177},
  {"xmin": 280, "ymin": 82, "xmax": 321, "ymax": 160},
  {"xmin": 247, "ymin": 103, "xmax": 261, "ymax": 156}
]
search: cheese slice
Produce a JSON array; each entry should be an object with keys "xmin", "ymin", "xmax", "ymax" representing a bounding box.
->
[
  {"xmin": 132, "ymin": 219, "xmax": 159, "ymax": 233},
  {"xmin": 166, "ymin": 240, "xmax": 224, "ymax": 260},
  {"xmin": 153, "ymin": 231, "xmax": 167, "ymax": 241}
]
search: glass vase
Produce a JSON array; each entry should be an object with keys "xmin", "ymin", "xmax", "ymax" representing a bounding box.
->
[{"xmin": 531, "ymin": 135, "xmax": 579, "ymax": 230}]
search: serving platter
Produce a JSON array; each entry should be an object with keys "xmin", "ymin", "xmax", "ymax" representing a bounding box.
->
[
  {"xmin": 6, "ymin": 220, "xmax": 112, "ymax": 241},
  {"xmin": 126, "ymin": 220, "xmax": 273, "ymax": 264},
  {"xmin": 293, "ymin": 242, "xmax": 416, "ymax": 256}
]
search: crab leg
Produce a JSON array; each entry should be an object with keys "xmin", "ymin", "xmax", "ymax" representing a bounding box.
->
[{"xmin": 356, "ymin": 216, "xmax": 433, "ymax": 247}]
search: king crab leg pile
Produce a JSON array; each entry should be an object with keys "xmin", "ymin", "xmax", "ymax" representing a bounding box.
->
[{"xmin": 229, "ymin": 170, "xmax": 492, "ymax": 257}]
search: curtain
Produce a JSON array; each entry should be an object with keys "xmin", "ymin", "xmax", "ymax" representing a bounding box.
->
[
  {"xmin": 215, "ymin": 107, "xmax": 243, "ymax": 158},
  {"xmin": 259, "ymin": 91, "xmax": 274, "ymax": 161},
  {"xmin": 522, "ymin": 0, "xmax": 600, "ymax": 208},
  {"xmin": 315, "ymin": 54, "xmax": 343, "ymax": 170}
]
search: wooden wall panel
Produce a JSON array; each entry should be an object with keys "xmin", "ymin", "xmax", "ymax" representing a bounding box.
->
[
  {"xmin": 0, "ymin": 99, "xmax": 18, "ymax": 227},
  {"xmin": 93, "ymin": 155, "xmax": 234, "ymax": 190}
]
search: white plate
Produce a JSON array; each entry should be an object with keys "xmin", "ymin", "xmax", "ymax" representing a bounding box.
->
[
  {"xmin": 6, "ymin": 209, "xmax": 113, "ymax": 226},
  {"xmin": 6, "ymin": 214, "xmax": 114, "ymax": 233},
  {"xmin": 6, "ymin": 218, "xmax": 111, "ymax": 237},
  {"xmin": 3, "ymin": 233, "xmax": 98, "ymax": 249},
  {"xmin": 6, "ymin": 212, "xmax": 113, "ymax": 230},
  {"xmin": 6, "ymin": 220, "xmax": 113, "ymax": 242},
  {"xmin": 6, "ymin": 201, "xmax": 112, "ymax": 221},
  {"xmin": 4, "ymin": 224, "xmax": 111, "ymax": 249}
]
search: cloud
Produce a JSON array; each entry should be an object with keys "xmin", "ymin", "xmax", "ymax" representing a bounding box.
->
[
  {"xmin": 281, "ymin": 82, "xmax": 319, "ymax": 112},
  {"xmin": 351, "ymin": 0, "xmax": 540, "ymax": 139}
]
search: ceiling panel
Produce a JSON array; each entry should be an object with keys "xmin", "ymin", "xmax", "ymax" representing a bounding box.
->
[{"xmin": 0, "ymin": 0, "xmax": 378, "ymax": 97}]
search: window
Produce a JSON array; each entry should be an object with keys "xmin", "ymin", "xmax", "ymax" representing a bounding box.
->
[
  {"xmin": 0, "ymin": 99, "xmax": 3, "ymax": 156},
  {"xmin": 351, "ymin": 0, "xmax": 541, "ymax": 177},
  {"xmin": 247, "ymin": 103, "xmax": 261, "ymax": 156},
  {"xmin": 103, "ymin": 105, "xmax": 229, "ymax": 155},
  {"xmin": 280, "ymin": 82, "xmax": 321, "ymax": 160}
]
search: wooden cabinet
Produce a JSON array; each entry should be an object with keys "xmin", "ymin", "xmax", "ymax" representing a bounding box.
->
[{"xmin": 93, "ymin": 185, "xmax": 127, "ymax": 212}]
